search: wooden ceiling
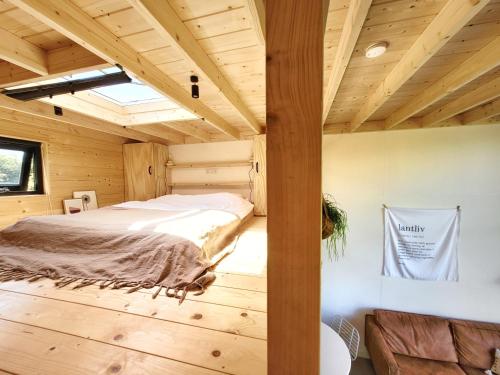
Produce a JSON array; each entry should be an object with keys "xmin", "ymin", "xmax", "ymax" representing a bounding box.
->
[{"xmin": 0, "ymin": 0, "xmax": 497, "ymax": 145}]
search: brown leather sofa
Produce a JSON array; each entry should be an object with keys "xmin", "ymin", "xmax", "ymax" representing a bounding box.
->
[{"xmin": 365, "ymin": 309, "xmax": 500, "ymax": 375}]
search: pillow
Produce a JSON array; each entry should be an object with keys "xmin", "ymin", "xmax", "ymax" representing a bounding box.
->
[{"xmin": 485, "ymin": 348, "xmax": 500, "ymax": 375}]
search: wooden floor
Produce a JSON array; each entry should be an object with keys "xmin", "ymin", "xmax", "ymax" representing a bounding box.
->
[{"xmin": 0, "ymin": 217, "xmax": 267, "ymax": 375}]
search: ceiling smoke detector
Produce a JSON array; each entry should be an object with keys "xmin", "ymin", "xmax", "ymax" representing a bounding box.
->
[{"xmin": 365, "ymin": 41, "xmax": 389, "ymax": 58}]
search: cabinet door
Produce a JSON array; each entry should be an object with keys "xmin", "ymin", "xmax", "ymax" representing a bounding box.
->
[
  {"xmin": 153, "ymin": 143, "xmax": 169, "ymax": 197},
  {"xmin": 123, "ymin": 143, "xmax": 155, "ymax": 201},
  {"xmin": 253, "ymin": 134, "xmax": 267, "ymax": 215}
]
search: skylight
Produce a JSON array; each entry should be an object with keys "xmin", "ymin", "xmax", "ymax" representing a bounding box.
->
[{"xmin": 63, "ymin": 67, "xmax": 164, "ymax": 106}]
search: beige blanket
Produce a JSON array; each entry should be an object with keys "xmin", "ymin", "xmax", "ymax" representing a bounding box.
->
[{"xmin": 0, "ymin": 207, "xmax": 241, "ymax": 301}]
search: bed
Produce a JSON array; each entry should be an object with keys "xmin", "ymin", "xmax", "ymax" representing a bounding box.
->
[{"xmin": 0, "ymin": 192, "xmax": 254, "ymax": 301}]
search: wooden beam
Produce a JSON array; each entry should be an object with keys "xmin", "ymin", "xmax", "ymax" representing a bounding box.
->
[
  {"xmin": 267, "ymin": 0, "xmax": 322, "ymax": 374},
  {"xmin": 350, "ymin": 0, "xmax": 490, "ymax": 132},
  {"xmin": 247, "ymin": 0, "xmax": 265, "ymax": 45},
  {"xmin": 0, "ymin": 93, "xmax": 172, "ymax": 144},
  {"xmin": 129, "ymin": 0, "xmax": 261, "ymax": 135},
  {"xmin": 0, "ymin": 44, "xmax": 108, "ymax": 88},
  {"xmin": 322, "ymin": 0, "xmax": 371, "ymax": 124},
  {"xmin": 13, "ymin": 0, "xmax": 240, "ymax": 140},
  {"xmin": 385, "ymin": 35, "xmax": 500, "ymax": 130},
  {"xmin": 421, "ymin": 76, "xmax": 500, "ymax": 127},
  {"xmin": 128, "ymin": 124, "xmax": 185, "ymax": 144},
  {"xmin": 0, "ymin": 27, "xmax": 48, "ymax": 75},
  {"xmin": 324, "ymin": 115, "xmax": 500, "ymax": 134},
  {"xmin": 160, "ymin": 121, "xmax": 212, "ymax": 143},
  {"xmin": 461, "ymin": 98, "xmax": 500, "ymax": 124}
]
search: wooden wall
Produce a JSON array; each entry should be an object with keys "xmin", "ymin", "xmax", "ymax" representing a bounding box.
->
[{"xmin": 0, "ymin": 113, "xmax": 127, "ymax": 228}]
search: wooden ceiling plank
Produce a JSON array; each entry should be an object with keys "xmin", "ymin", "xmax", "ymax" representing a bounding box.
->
[
  {"xmin": 322, "ymin": 0, "xmax": 371, "ymax": 124},
  {"xmin": 129, "ymin": 0, "xmax": 262, "ymax": 134},
  {"xmin": 247, "ymin": 0, "xmax": 265, "ymax": 45},
  {"xmin": 0, "ymin": 92, "xmax": 172, "ymax": 144},
  {"xmin": 421, "ymin": 76, "xmax": 500, "ymax": 127},
  {"xmin": 0, "ymin": 27, "xmax": 48, "ymax": 75},
  {"xmin": 461, "ymin": 98, "xmax": 500, "ymax": 124},
  {"xmin": 386, "ymin": 36, "xmax": 500, "ymax": 129},
  {"xmin": 13, "ymin": 0, "xmax": 240, "ymax": 140},
  {"xmin": 350, "ymin": 0, "xmax": 490, "ymax": 132}
]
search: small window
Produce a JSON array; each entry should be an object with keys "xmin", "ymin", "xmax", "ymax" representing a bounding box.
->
[{"xmin": 0, "ymin": 137, "xmax": 44, "ymax": 196}]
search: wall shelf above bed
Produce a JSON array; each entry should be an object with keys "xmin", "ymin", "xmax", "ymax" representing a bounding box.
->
[
  {"xmin": 168, "ymin": 182, "xmax": 249, "ymax": 188},
  {"xmin": 166, "ymin": 161, "xmax": 252, "ymax": 169}
]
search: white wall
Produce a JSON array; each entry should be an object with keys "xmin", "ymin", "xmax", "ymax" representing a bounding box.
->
[
  {"xmin": 168, "ymin": 140, "xmax": 254, "ymax": 200},
  {"xmin": 321, "ymin": 125, "xmax": 500, "ymax": 358}
]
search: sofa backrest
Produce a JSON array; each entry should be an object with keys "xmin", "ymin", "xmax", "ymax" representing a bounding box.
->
[
  {"xmin": 451, "ymin": 319, "xmax": 500, "ymax": 370},
  {"xmin": 374, "ymin": 309, "xmax": 458, "ymax": 363}
]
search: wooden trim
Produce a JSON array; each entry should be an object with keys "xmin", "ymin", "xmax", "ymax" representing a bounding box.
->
[
  {"xmin": 267, "ymin": 0, "xmax": 322, "ymax": 373},
  {"xmin": 385, "ymin": 35, "xmax": 500, "ymax": 130},
  {"xmin": 0, "ymin": 27, "xmax": 48, "ymax": 76},
  {"xmin": 167, "ymin": 161, "xmax": 252, "ymax": 169},
  {"xmin": 247, "ymin": 0, "xmax": 265, "ymax": 45},
  {"xmin": 322, "ymin": 0, "xmax": 371, "ymax": 124},
  {"xmin": 461, "ymin": 98, "xmax": 500, "ymax": 124},
  {"xmin": 421, "ymin": 76, "xmax": 500, "ymax": 128},
  {"xmin": 350, "ymin": 0, "xmax": 490, "ymax": 132},
  {"xmin": 13, "ymin": 0, "xmax": 240, "ymax": 140},
  {"xmin": 129, "ymin": 0, "xmax": 261, "ymax": 135}
]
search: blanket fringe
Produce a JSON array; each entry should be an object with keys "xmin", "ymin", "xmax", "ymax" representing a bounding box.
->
[{"xmin": 0, "ymin": 267, "xmax": 216, "ymax": 305}]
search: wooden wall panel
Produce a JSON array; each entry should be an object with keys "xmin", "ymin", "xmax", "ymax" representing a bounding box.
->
[
  {"xmin": 266, "ymin": 0, "xmax": 323, "ymax": 374},
  {"xmin": 0, "ymin": 117, "xmax": 127, "ymax": 228}
]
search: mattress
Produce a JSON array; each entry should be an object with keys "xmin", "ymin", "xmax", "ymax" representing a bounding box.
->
[{"xmin": 112, "ymin": 192, "xmax": 254, "ymax": 259}]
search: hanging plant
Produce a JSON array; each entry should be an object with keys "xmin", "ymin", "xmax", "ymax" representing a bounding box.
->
[{"xmin": 322, "ymin": 194, "xmax": 348, "ymax": 260}]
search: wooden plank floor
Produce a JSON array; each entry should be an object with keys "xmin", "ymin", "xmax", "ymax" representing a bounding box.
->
[{"xmin": 0, "ymin": 217, "xmax": 268, "ymax": 375}]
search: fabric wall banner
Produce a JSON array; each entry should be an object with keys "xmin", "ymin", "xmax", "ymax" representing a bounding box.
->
[{"xmin": 383, "ymin": 206, "xmax": 460, "ymax": 281}]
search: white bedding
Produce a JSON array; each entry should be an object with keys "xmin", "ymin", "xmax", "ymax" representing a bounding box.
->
[{"xmin": 113, "ymin": 192, "xmax": 254, "ymax": 219}]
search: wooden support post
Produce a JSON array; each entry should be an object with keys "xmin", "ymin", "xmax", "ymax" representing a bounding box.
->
[{"xmin": 266, "ymin": 0, "xmax": 323, "ymax": 374}]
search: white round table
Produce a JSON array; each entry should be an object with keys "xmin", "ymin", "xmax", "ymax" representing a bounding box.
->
[{"xmin": 321, "ymin": 322, "xmax": 352, "ymax": 375}]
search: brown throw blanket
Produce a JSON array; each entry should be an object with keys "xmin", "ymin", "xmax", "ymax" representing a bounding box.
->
[{"xmin": 0, "ymin": 208, "xmax": 218, "ymax": 302}]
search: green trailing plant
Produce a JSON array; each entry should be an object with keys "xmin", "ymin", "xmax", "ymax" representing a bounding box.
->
[{"xmin": 322, "ymin": 194, "xmax": 348, "ymax": 260}]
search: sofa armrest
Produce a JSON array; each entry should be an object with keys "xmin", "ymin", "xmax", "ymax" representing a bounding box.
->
[{"xmin": 365, "ymin": 315, "xmax": 400, "ymax": 375}]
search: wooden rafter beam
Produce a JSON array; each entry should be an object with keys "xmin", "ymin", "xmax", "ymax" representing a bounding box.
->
[
  {"xmin": 0, "ymin": 93, "xmax": 173, "ymax": 144},
  {"xmin": 160, "ymin": 121, "xmax": 212, "ymax": 143},
  {"xmin": 461, "ymin": 98, "xmax": 500, "ymax": 124},
  {"xmin": 0, "ymin": 44, "xmax": 108, "ymax": 88},
  {"xmin": 0, "ymin": 27, "xmax": 48, "ymax": 76},
  {"xmin": 129, "ymin": 0, "xmax": 261, "ymax": 135},
  {"xmin": 421, "ymin": 76, "xmax": 500, "ymax": 128},
  {"xmin": 127, "ymin": 124, "xmax": 185, "ymax": 144},
  {"xmin": 350, "ymin": 0, "xmax": 490, "ymax": 132},
  {"xmin": 13, "ymin": 0, "xmax": 240, "ymax": 140},
  {"xmin": 322, "ymin": 0, "xmax": 371, "ymax": 124},
  {"xmin": 247, "ymin": 0, "xmax": 265, "ymax": 45},
  {"xmin": 386, "ymin": 35, "xmax": 500, "ymax": 130}
]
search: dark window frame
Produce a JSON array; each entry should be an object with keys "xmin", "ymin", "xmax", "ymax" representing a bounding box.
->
[{"xmin": 0, "ymin": 136, "xmax": 44, "ymax": 196}]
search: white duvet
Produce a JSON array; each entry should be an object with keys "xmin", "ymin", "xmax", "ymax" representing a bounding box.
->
[{"xmin": 113, "ymin": 192, "xmax": 254, "ymax": 219}]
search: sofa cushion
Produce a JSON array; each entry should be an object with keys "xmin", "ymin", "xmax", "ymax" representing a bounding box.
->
[
  {"xmin": 459, "ymin": 365, "xmax": 487, "ymax": 375},
  {"xmin": 451, "ymin": 319, "xmax": 500, "ymax": 369},
  {"xmin": 375, "ymin": 309, "xmax": 458, "ymax": 362},
  {"xmin": 394, "ymin": 354, "xmax": 465, "ymax": 375}
]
